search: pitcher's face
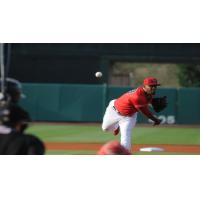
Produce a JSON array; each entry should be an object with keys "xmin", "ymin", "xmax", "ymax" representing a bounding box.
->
[{"xmin": 144, "ymin": 85, "xmax": 157, "ymax": 95}]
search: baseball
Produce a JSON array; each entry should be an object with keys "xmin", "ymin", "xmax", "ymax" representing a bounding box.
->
[{"xmin": 95, "ymin": 71, "xmax": 102, "ymax": 78}]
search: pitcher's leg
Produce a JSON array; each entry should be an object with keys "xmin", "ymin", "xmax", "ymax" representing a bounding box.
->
[
  {"xmin": 102, "ymin": 100, "xmax": 120, "ymax": 132},
  {"xmin": 119, "ymin": 113, "xmax": 137, "ymax": 151}
]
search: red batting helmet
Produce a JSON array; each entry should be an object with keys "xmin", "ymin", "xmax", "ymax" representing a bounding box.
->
[{"xmin": 97, "ymin": 140, "xmax": 131, "ymax": 155}]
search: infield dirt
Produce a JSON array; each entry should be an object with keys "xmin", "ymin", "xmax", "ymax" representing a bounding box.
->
[{"xmin": 45, "ymin": 142, "xmax": 200, "ymax": 154}]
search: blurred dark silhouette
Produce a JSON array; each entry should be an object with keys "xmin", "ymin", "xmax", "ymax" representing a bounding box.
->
[{"xmin": 0, "ymin": 78, "xmax": 45, "ymax": 155}]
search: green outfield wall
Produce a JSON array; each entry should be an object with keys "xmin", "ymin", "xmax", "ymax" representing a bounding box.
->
[{"xmin": 20, "ymin": 84, "xmax": 200, "ymax": 124}]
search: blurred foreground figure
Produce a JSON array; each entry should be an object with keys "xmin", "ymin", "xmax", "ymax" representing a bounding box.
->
[
  {"xmin": 0, "ymin": 102, "xmax": 45, "ymax": 155},
  {"xmin": 97, "ymin": 140, "xmax": 131, "ymax": 155},
  {"xmin": 0, "ymin": 131, "xmax": 45, "ymax": 155}
]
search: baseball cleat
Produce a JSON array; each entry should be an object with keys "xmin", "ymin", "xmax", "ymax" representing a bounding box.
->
[{"xmin": 113, "ymin": 127, "xmax": 120, "ymax": 136}]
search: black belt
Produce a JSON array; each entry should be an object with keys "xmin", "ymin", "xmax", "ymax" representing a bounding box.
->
[{"xmin": 113, "ymin": 106, "xmax": 123, "ymax": 116}]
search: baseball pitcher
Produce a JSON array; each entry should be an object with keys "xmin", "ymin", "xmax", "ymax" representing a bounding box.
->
[{"xmin": 102, "ymin": 77, "xmax": 167, "ymax": 152}]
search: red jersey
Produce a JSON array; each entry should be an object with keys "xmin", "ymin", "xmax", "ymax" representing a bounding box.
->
[{"xmin": 114, "ymin": 86, "xmax": 153, "ymax": 116}]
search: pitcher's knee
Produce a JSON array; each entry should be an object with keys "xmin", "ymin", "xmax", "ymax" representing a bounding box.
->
[
  {"xmin": 102, "ymin": 125, "xmax": 108, "ymax": 132},
  {"xmin": 102, "ymin": 122, "xmax": 111, "ymax": 132}
]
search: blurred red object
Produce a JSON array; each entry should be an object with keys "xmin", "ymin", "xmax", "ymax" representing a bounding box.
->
[{"xmin": 97, "ymin": 140, "xmax": 131, "ymax": 155}]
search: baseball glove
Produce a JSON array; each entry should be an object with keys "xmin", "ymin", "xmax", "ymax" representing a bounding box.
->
[{"xmin": 151, "ymin": 96, "xmax": 167, "ymax": 113}]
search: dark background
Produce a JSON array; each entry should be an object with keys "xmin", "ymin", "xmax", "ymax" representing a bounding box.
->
[{"xmin": 9, "ymin": 44, "xmax": 200, "ymax": 84}]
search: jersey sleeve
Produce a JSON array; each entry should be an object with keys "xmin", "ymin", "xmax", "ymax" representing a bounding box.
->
[{"xmin": 138, "ymin": 106, "xmax": 158, "ymax": 122}]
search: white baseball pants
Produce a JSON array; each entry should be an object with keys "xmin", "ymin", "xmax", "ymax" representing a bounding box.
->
[{"xmin": 102, "ymin": 100, "xmax": 137, "ymax": 151}]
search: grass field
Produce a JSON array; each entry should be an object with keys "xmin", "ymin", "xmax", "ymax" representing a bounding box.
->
[{"xmin": 27, "ymin": 123, "xmax": 200, "ymax": 155}]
